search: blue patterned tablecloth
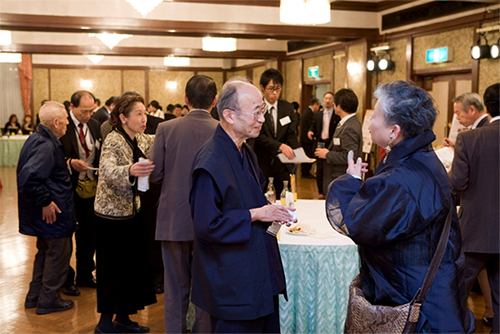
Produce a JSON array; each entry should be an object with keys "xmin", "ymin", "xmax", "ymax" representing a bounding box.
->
[
  {"xmin": 278, "ymin": 200, "xmax": 360, "ymax": 334},
  {"xmin": 0, "ymin": 136, "xmax": 28, "ymax": 167}
]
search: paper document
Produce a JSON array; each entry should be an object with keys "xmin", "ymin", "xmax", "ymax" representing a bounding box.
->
[
  {"xmin": 434, "ymin": 147, "xmax": 454, "ymax": 172},
  {"xmin": 278, "ymin": 147, "xmax": 316, "ymax": 163}
]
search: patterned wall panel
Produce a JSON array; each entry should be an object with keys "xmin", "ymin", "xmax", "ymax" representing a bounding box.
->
[
  {"xmin": 123, "ymin": 70, "xmax": 146, "ymax": 98},
  {"xmin": 197, "ymin": 71, "xmax": 224, "ymax": 94},
  {"xmin": 413, "ymin": 27, "xmax": 473, "ymax": 70},
  {"xmin": 303, "ymin": 54, "xmax": 332, "ymax": 81},
  {"xmin": 478, "ymin": 22, "xmax": 500, "ymax": 98},
  {"xmin": 32, "ymin": 68, "xmax": 49, "ymax": 114},
  {"xmin": 347, "ymin": 43, "xmax": 366, "ymax": 121},
  {"xmin": 50, "ymin": 69, "xmax": 121, "ymax": 105},
  {"xmin": 334, "ymin": 51, "xmax": 346, "ymax": 93},
  {"xmin": 252, "ymin": 65, "xmax": 267, "ymax": 89},
  {"xmin": 283, "ymin": 59, "xmax": 301, "ymax": 104},
  {"xmin": 149, "ymin": 71, "xmax": 193, "ymax": 108}
]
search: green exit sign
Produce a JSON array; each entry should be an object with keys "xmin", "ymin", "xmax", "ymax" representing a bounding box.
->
[{"xmin": 308, "ymin": 66, "xmax": 321, "ymax": 78}]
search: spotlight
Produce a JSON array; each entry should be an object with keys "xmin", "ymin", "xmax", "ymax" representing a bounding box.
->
[
  {"xmin": 378, "ymin": 52, "xmax": 395, "ymax": 71},
  {"xmin": 471, "ymin": 33, "xmax": 491, "ymax": 60},
  {"xmin": 366, "ymin": 59, "xmax": 377, "ymax": 72},
  {"xmin": 490, "ymin": 38, "xmax": 500, "ymax": 59}
]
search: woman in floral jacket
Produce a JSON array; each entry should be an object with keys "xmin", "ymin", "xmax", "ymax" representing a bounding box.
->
[{"xmin": 93, "ymin": 93, "xmax": 156, "ymax": 334}]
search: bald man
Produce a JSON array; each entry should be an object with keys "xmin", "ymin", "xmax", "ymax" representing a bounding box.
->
[{"xmin": 17, "ymin": 102, "xmax": 76, "ymax": 315}]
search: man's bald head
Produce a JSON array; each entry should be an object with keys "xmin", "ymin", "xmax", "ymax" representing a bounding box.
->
[{"xmin": 39, "ymin": 102, "xmax": 69, "ymax": 138}]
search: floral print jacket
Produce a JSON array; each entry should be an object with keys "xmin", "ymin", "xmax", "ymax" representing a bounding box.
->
[{"xmin": 94, "ymin": 130, "xmax": 154, "ymax": 219}]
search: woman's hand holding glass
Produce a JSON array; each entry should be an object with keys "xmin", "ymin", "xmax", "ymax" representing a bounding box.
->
[
  {"xmin": 130, "ymin": 160, "xmax": 155, "ymax": 177},
  {"xmin": 346, "ymin": 150, "xmax": 368, "ymax": 178}
]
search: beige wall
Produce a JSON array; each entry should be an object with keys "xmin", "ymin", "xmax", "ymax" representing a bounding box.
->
[
  {"xmin": 283, "ymin": 59, "xmax": 301, "ymax": 103},
  {"xmin": 346, "ymin": 43, "xmax": 367, "ymax": 121},
  {"xmin": 149, "ymin": 70, "xmax": 193, "ymax": 107},
  {"xmin": 478, "ymin": 21, "xmax": 500, "ymax": 98},
  {"xmin": 303, "ymin": 54, "xmax": 332, "ymax": 81},
  {"xmin": 123, "ymin": 70, "xmax": 145, "ymax": 97},
  {"xmin": 334, "ymin": 51, "xmax": 346, "ymax": 93},
  {"xmin": 413, "ymin": 27, "xmax": 473, "ymax": 71},
  {"xmin": 32, "ymin": 68, "xmax": 49, "ymax": 114}
]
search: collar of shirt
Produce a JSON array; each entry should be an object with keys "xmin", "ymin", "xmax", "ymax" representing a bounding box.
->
[
  {"xmin": 472, "ymin": 113, "xmax": 488, "ymax": 129},
  {"xmin": 70, "ymin": 110, "xmax": 89, "ymax": 135},
  {"xmin": 265, "ymin": 101, "xmax": 277, "ymax": 113},
  {"xmin": 324, "ymin": 108, "xmax": 334, "ymax": 116},
  {"xmin": 490, "ymin": 116, "xmax": 500, "ymax": 123},
  {"xmin": 105, "ymin": 106, "xmax": 111, "ymax": 114},
  {"xmin": 339, "ymin": 113, "xmax": 356, "ymax": 127}
]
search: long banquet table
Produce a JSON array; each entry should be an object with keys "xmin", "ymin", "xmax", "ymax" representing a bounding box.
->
[
  {"xmin": 278, "ymin": 199, "xmax": 359, "ymax": 334},
  {"xmin": 0, "ymin": 135, "xmax": 28, "ymax": 167}
]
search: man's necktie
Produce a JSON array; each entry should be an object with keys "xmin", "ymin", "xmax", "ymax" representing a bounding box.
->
[
  {"xmin": 268, "ymin": 106, "xmax": 276, "ymax": 137},
  {"xmin": 78, "ymin": 123, "xmax": 90, "ymax": 158},
  {"xmin": 321, "ymin": 110, "xmax": 330, "ymax": 140}
]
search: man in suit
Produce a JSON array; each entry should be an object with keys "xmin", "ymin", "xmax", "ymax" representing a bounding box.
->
[
  {"xmin": 308, "ymin": 92, "xmax": 341, "ymax": 195},
  {"xmin": 443, "ymin": 92, "xmax": 488, "ymax": 148},
  {"xmin": 91, "ymin": 96, "xmax": 118, "ymax": 125},
  {"xmin": 18, "ymin": 102, "xmax": 75, "ymax": 315},
  {"xmin": 59, "ymin": 90, "xmax": 102, "ymax": 294},
  {"xmin": 299, "ymin": 97, "xmax": 321, "ymax": 178},
  {"xmin": 449, "ymin": 83, "xmax": 499, "ymax": 333},
  {"xmin": 190, "ymin": 77, "xmax": 294, "ymax": 333},
  {"xmin": 149, "ymin": 75, "xmax": 218, "ymax": 333},
  {"xmin": 315, "ymin": 88, "xmax": 362, "ymax": 194},
  {"xmin": 253, "ymin": 68, "xmax": 301, "ymax": 195}
]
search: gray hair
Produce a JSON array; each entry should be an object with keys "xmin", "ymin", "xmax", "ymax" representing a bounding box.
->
[
  {"xmin": 217, "ymin": 76, "xmax": 253, "ymax": 121},
  {"xmin": 39, "ymin": 101, "xmax": 67, "ymax": 126},
  {"xmin": 453, "ymin": 92, "xmax": 484, "ymax": 113},
  {"xmin": 373, "ymin": 81, "xmax": 436, "ymax": 139}
]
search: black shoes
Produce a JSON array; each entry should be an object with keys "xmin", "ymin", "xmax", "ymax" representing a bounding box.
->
[
  {"xmin": 77, "ymin": 277, "xmax": 97, "ymax": 288},
  {"xmin": 36, "ymin": 299, "xmax": 74, "ymax": 315},
  {"xmin": 62, "ymin": 284, "xmax": 81, "ymax": 296},
  {"xmin": 154, "ymin": 283, "xmax": 164, "ymax": 294},
  {"xmin": 483, "ymin": 315, "xmax": 494, "ymax": 327},
  {"xmin": 24, "ymin": 295, "xmax": 39, "ymax": 309},
  {"xmin": 94, "ymin": 323, "xmax": 119, "ymax": 334},
  {"xmin": 113, "ymin": 321, "xmax": 150, "ymax": 333},
  {"xmin": 301, "ymin": 172, "xmax": 315, "ymax": 179}
]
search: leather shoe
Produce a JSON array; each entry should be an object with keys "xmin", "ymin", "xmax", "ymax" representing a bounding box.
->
[
  {"xmin": 36, "ymin": 299, "xmax": 74, "ymax": 315},
  {"xmin": 154, "ymin": 283, "xmax": 164, "ymax": 294},
  {"xmin": 76, "ymin": 277, "xmax": 97, "ymax": 288},
  {"xmin": 25, "ymin": 295, "xmax": 39, "ymax": 309},
  {"xmin": 62, "ymin": 284, "xmax": 81, "ymax": 296},
  {"xmin": 113, "ymin": 321, "xmax": 150, "ymax": 333},
  {"xmin": 301, "ymin": 172, "xmax": 315, "ymax": 179},
  {"xmin": 483, "ymin": 315, "xmax": 494, "ymax": 327},
  {"xmin": 95, "ymin": 323, "xmax": 119, "ymax": 333}
]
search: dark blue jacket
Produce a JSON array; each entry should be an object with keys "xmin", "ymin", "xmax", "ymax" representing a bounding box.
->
[
  {"xmin": 326, "ymin": 130, "xmax": 474, "ymax": 333},
  {"xmin": 190, "ymin": 125, "xmax": 286, "ymax": 321},
  {"xmin": 17, "ymin": 125, "xmax": 76, "ymax": 238}
]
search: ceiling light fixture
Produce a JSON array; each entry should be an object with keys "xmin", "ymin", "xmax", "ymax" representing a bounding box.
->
[
  {"xmin": 0, "ymin": 30, "xmax": 12, "ymax": 45},
  {"xmin": 280, "ymin": 0, "xmax": 331, "ymax": 25},
  {"xmin": 202, "ymin": 37, "xmax": 237, "ymax": 52},
  {"xmin": 0, "ymin": 53, "xmax": 21, "ymax": 63},
  {"xmin": 89, "ymin": 33, "xmax": 132, "ymax": 50},
  {"xmin": 164, "ymin": 56, "xmax": 190, "ymax": 66},
  {"xmin": 86, "ymin": 55, "xmax": 105, "ymax": 64},
  {"xmin": 471, "ymin": 33, "xmax": 491, "ymax": 60},
  {"xmin": 125, "ymin": 0, "xmax": 163, "ymax": 17}
]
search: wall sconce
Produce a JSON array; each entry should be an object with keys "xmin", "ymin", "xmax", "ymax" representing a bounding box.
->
[
  {"xmin": 471, "ymin": 33, "xmax": 491, "ymax": 60},
  {"xmin": 80, "ymin": 80, "xmax": 93, "ymax": 89},
  {"xmin": 166, "ymin": 81, "xmax": 177, "ymax": 90},
  {"xmin": 367, "ymin": 50, "xmax": 394, "ymax": 72},
  {"xmin": 490, "ymin": 38, "xmax": 500, "ymax": 59}
]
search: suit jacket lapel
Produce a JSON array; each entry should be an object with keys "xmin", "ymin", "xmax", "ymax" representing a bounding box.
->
[{"xmin": 67, "ymin": 117, "xmax": 80, "ymax": 156}]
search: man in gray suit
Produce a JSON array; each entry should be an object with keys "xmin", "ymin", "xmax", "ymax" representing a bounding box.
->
[
  {"xmin": 314, "ymin": 88, "xmax": 363, "ymax": 194},
  {"xmin": 149, "ymin": 75, "xmax": 218, "ymax": 333},
  {"xmin": 449, "ymin": 83, "xmax": 499, "ymax": 333}
]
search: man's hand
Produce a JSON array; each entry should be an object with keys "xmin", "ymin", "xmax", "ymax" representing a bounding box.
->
[
  {"xmin": 279, "ymin": 144, "xmax": 295, "ymax": 160},
  {"xmin": 443, "ymin": 137, "xmax": 455, "ymax": 149},
  {"xmin": 346, "ymin": 150, "xmax": 368, "ymax": 178},
  {"xmin": 307, "ymin": 131, "xmax": 314, "ymax": 141},
  {"xmin": 314, "ymin": 148, "xmax": 329, "ymax": 159},
  {"xmin": 71, "ymin": 159, "xmax": 89, "ymax": 172},
  {"xmin": 250, "ymin": 205, "xmax": 296, "ymax": 224},
  {"xmin": 42, "ymin": 201, "xmax": 61, "ymax": 224}
]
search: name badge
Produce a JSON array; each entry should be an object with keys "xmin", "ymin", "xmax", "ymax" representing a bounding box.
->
[
  {"xmin": 279, "ymin": 116, "xmax": 291, "ymax": 126},
  {"xmin": 333, "ymin": 138, "xmax": 341, "ymax": 146}
]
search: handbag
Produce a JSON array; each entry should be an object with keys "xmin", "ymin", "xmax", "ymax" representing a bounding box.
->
[
  {"xmin": 75, "ymin": 177, "xmax": 97, "ymax": 199},
  {"xmin": 344, "ymin": 205, "xmax": 453, "ymax": 334}
]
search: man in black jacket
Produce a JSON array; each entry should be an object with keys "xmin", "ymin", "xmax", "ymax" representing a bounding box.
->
[{"xmin": 299, "ymin": 97, "xmax": 321, "ymax": 178}]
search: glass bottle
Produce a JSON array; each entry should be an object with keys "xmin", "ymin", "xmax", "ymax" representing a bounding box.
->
[
  {"xmin": 280, "ymin": 180, "xmax": 289, "ymax": 206},
  {"xmin": 265, "ymin": 177, "xmax": 276, "ymax": 204}
]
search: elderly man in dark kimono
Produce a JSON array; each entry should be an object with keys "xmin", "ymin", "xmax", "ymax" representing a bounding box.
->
[
  {"xmin": 326, "ymin": 81, "xmax": 474, "ymax": 333},
  {"xmin": 190, "ymin": 77, "xmax": 295, "ymax": 333}
]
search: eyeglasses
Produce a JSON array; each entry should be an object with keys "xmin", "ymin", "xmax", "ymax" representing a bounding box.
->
[
  {"xmin": 265, "ymin": 86, "xmax": 282, "ymax": 93},
  {"xmin": 231, "ymin": 103, "xmax": 267, "ymax": 120}
]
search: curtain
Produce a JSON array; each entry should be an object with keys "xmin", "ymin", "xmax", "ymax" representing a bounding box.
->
[
  {"xmin": 0, "ymin": 62, "xmax": 24, "ymax": 129},
  {"xmin": 18, "ymin": 54, "xmax": 32, "ymax": 116}
]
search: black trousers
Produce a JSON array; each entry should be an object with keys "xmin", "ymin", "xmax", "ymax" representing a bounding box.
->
[
  {"xmin": 300, "ymin": 140, "xmax": 314, "ymax": 175},
  {"xmin": 464, "ymin": 252, "xmax": 499, "ymax": 333},
  {"xmin": 74, "ymin": 195, "xmax": 97, "ymax": 282},
  {"xmin": 27, "ymin": 236, "xmax": 71, "ymax": 306},
  {"xmin": 210, "ymin": 295, "xmax": 280, "ymax": 333}
]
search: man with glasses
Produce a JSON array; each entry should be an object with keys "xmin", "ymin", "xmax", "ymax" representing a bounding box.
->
[
  {"xmin": 253, "ymin": 68, "xmax": 301, "ymax": 195},
  {"xmin": 60, "ymin": 90, "xmax": 102, "ymax": 295},
  {"xmin": 190, "ymin": 77, "xmax": 294, "ymax": 333}
]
